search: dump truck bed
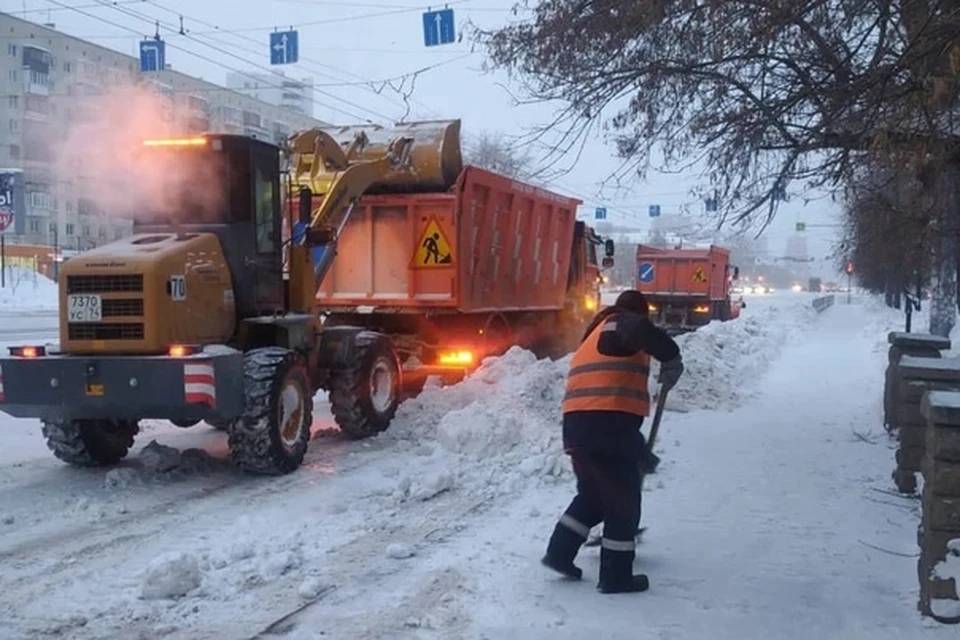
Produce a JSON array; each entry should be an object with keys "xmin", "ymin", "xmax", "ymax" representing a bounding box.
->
[
  {"xmin": 635, "ymin": 244, "xmax": 731, "ymax": 300},
  {"xmin": 316, "ymin": 166, "xmax": 581, "ymax": 313}
]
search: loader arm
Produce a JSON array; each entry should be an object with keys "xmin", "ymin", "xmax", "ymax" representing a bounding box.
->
[{"xmin": 287, "ymin": 127, "xmax": 415, "ymax": 312}]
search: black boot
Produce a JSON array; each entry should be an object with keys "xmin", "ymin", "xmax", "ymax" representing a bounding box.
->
[
  {"xmin": 597, "ymin": 544, "xmax": 648, "ymax": 593},
  {"xmin": 542, "ymin": 518, "xmax": 587, "ymax": 580},
  {"xmin": 598, "ymin": 574, "xmax": 650, "ymax": 593},
  {"xmin": 541, "ymin": 554, "xmax": 583, "ymax": 580}
]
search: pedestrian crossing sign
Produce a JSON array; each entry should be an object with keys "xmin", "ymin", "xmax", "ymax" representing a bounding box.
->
[
  {"xmin": 692, "ymin": 266, "xmax": 707, "ymax": 283},
  {"xmin": 412, "ymin": 217, "xmax": 454, "ymax": 269}
]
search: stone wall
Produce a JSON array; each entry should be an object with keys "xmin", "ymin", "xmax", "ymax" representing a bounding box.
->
[
  {"xmin": 893, "ymin": 356, "xmax": 960, "ymax": 493},
  {"xmin": 885, "ymin": 332, "xmax": 950, "ymax": 435},
  {"xmin": 918, "ymin": 391, "xmax": 960, "ymax": 623}
]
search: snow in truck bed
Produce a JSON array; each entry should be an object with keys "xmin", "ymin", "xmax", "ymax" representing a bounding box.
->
[{"xmin": 0, "ymin": 291, "xmax": 955, "ymax": 639}]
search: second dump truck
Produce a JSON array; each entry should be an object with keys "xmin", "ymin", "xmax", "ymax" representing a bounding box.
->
[
  {"xmin": 0, "ymin": 119, "xmax": 611, "ymax": 475},
  {"xmin": 636, "ymin": 243, "xmax": 741, "ymax": 335}
]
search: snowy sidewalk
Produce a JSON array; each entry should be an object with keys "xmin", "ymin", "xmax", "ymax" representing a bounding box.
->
[{"xmin": 436, "ymin": 301, "xmax": 954, "ymax": 639}]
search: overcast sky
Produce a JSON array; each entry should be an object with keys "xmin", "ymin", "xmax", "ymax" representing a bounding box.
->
[{"xmin": 14, "ymin": 0, "xmax": 846, "ymax": 274}]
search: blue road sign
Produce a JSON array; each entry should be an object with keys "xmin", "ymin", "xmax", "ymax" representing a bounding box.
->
[
  {"xmin": 595, "ymin": 206, "xmax": 607, "ymax": 220},
  {"xmin": 270, "ymin": 30, "xmax": 299, "ymax": 65},
  {"xmin": 638, "ymin": 261, "xmax": 656, "ymax": 284},
  {"xmin": 648, "ymin": 204, "xmax": 661, "ymax": 218},
  {"xmin": 139, "ymin": 39, "xmax": 165, "ymax": 72},
  {"xmin": 423, "ymin": 8, "xmax": 456, "ymax": 47}
]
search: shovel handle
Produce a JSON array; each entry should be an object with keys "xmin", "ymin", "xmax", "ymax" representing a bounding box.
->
[{"xmin": 645, "ymin": 389, "xmax": 668, "ymax": 452}]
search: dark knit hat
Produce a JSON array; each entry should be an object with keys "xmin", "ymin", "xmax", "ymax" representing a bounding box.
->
[{"xmin": 615, "ymin": 289, "xmax": 650, "ymax": 315}]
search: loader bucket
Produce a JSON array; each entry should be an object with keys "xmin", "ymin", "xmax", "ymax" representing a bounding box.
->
[{"xmin": 319, "ymin": 119, "xmax": 463, "ymax": 193}]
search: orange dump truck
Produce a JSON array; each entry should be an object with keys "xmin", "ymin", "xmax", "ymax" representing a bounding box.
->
[
  {"xmin": 288, "ymin": 120, "xmax": 613, "ymax": 385},
  {"xmin": 635, "ymin": 244, "xmax": 741, "ymax": 334}
]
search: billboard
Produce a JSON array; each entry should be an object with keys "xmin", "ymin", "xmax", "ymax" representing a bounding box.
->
[{"xmin": 0, "ymin": 170, "xmax": 26, "ymax": 235}]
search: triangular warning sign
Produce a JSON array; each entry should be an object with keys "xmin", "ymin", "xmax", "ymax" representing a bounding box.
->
[{"xmin": 412, "ymin": 217, "xmax": 454, "ymax": 269}]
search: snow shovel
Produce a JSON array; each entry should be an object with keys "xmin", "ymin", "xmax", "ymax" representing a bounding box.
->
[{"xmin": 583, "ymin": 389, "xmax": 669, "ymax": 547}]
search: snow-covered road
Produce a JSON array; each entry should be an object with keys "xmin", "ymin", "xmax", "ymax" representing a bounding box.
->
[{"xmin": 0, "ymin": 293, "xmax": 954, "ymax": 639}]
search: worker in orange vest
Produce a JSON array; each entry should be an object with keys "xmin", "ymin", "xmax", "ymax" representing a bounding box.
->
[{"xmin": 541, "ymin": 289, "xmax": 683, "ymax": 593}]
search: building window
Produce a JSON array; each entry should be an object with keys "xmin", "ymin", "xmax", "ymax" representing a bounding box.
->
[
  {"xmin": 65, "ymin": 223, "xmax": 75, "ymax": 236},
  {"xmin": 65, "ymin": 200, "xmax": 73, "ymax": 214},
  {"xmin": 8, "ymin": 70, "xmax": 17, "ymax": 82},
  {"xmin": 98, "ymin": 226, "xmax": 107, "ymax": 240},
  {"xmin": 29, "ymin": 219, "xmax": 40, "ymax": 234},
  {"xmin": 49, "ymin": 223, "xmax": 57, "ymax": 236},
  {"xmin": 114, "ymin": 227, "xmax": 124, "ymax": 240},
  {"xmin": 8, "ymin": 95, "xmax": 17, "ymax": 109},
  {"xmin": 7, "ymin": 44, "xmax": 16, "ymax": 58},
  {"xmin": 82, "ymin": 224, "xmax": 91, "ymax": 237},
  {"xmin": 78, "ymin": 198, "xmax": 99, "ymax": 216},
  {"xmin": 9, "ymin": 120, "xmax": 18, "ymax": 133},
  {"xmin": 9, "ymin": 145, "xmax": 20, "ymax": 159},
  {"xmin": 63, "ymin": 61, "xmax": 72, "ymax": 73},
  {"xmin": 29, "ymin": 192, "xmax": 54, "ymax": 210}
]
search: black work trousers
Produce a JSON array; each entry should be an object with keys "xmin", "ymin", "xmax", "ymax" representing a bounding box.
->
[{"xmin": 545, "ymin": 410, "xmax": 644, "ymax": 587}]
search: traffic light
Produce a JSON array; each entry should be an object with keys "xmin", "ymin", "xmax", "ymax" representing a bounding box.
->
[{"xmin": 845, "ymin": 261, "xmax": 854, "ymax": 275}]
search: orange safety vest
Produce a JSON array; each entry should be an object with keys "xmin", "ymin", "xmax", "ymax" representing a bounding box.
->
[{"xmin": 561, "ymin": 316, "xmax": 651, "ymax": 416}]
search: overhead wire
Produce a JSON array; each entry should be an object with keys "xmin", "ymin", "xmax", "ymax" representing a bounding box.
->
[
  {"xmin": 39, "ymin": 0, "xmax": 371, "ymax": 121},
  {"xmin": 25, "ymin": 1, "xmax": 700, "ymax": 226},
  {"xmin": 86, "ymin": 0, "xmax": 396, "ymax": 122},
  {"xmin": 134, "ymin": 0, "xmax": 476, "ymax": 121}
]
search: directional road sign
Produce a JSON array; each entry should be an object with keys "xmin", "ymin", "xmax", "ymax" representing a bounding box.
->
[
  {"xmin": 595, "ymin": 206, "xmax": 607, "ymax": 220},
  {"xmin": 638, "ymin": 261, "xmax": 656, "ymax": 284},
  {"xmin": 423, "ymin": 8, "xmax": 456, "ymax": 47},
  {"xmin": 270, "ymin": 30, "xmax": 299, "ymax": 65},
  {"xmin": 139, "ymin": 39, "xmax": 166, "ymax": 72},
  {"xmin": 649, "ymin": 204, "xmax": 661, "ymax": 217}
]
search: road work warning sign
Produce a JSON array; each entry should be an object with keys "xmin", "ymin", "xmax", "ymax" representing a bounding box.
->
[
  {"xmin": 692, "ymin": 266, "xmax": 707, "ymax": 283},
  {"xmin": 413, "ymin": 217, "xmax": 454, "ymax": 268}
]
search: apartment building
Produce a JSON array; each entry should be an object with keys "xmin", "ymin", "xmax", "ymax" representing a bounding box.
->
[
  {"xmin": 0, "ymin": 12, "xmax": 328, "ymax": 248},
  {"xmin": 225, "ymin": 70, "xmax": 314, "ymax": 117}
]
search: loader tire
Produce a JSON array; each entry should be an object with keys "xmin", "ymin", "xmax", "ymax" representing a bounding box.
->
[
  {"xmin": 41, "ymin": 418, "xmax": 138, "ymax": 467},
  {"xmin": 228, "ymin": 347, "xmax": 313, "ymax": 475},
  {"xmin": 329, "ymin": 332, "xmax": 402, "ymax": 439}
]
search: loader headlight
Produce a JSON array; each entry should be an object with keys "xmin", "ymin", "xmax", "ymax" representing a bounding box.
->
[
  {"xmin": 9, "ymin": 345, "xmax": 45, "ymax": 358},
  {"xmin": 168, "ymin": 344, "xmax": 202, "ymax": 357}
]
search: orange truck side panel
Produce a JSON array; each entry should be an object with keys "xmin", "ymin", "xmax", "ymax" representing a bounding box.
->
[
  {"xmin": 316, "ymin": 166, "xmax": 582, "ymax": 313},
  {"xmin": 636, "ymin": 244, "xmax": 731, "ymax": 301}
]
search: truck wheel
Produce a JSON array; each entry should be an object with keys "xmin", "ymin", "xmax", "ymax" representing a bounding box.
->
[
  {"xmin": 41, "ymin": 418, "xmax": 138, "ymax": 467},
  {"xmin": 228, "ymin": 347, "xmax": 313, "ymax": 475},
  {"xmin": 329, "ymin": 332, "xmax": 402, "ymax": 439}
]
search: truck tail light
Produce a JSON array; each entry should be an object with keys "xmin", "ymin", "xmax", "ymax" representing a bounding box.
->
[
  {"xmin": 648, "ymin": 304, "xmax": 659, "ymax": 312},
  {"xmin": 9, "ymin": 345, "xmax": 45, "ymax": 358},
  {"xmin": 693, "ymin": 305, "xmax": 710, "ymax": 314},
  {"xmin": 438, "ymin": 350, "xmax": 474, "ymax": 366}
]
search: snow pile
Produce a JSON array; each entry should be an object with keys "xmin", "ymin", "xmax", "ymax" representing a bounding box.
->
[
  {"xmin": 664, "ymin": 298, "xmax": 818, "ymax": 412},
  {"xmin": 384, "ymin": 297, "xmax": 821, "ymax": 498},
  {"xmin": 140, "ymin": 551, "xmax": 203, "ymax": 600},
  {"xmin": 0, "ymin": 267, "xmax": 58, "ymax": 311},
  {"xmin": 932, "ymin": 538, "xmax": 960, "ymax": 619},
  {"xmin": 103, "ymin": 442, "xmax": 226, "ymax": 489},
  {"xmin": 389, "ymin": 348, "xmax": 571, "ymax": 493}
]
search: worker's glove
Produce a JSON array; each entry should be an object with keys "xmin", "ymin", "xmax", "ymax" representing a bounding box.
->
[{"xmin": 658, "ymin": 356, "xmax": 684, "ymax": 392}]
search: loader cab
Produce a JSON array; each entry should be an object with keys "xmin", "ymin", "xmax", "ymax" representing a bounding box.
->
[{"xmin": 133, "ymin": 134, "xmax": 284, "ymax": 319}]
